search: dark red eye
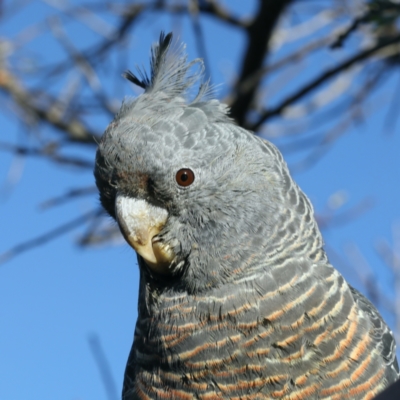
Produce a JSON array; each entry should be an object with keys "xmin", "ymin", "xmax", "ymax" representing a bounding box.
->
[{"xmin": 176, "ymin": 168, "xmax": 195, "ymax": 187}]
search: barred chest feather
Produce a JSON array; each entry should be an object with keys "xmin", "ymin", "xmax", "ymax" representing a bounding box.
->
[{"xmin": 125, "ymin": 258, "xmax": 391, "ymax": 400}]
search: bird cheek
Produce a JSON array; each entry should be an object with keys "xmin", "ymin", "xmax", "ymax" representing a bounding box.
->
[{"xmin": 115, "ymin": 194, "xmax": 175, "ymax": 274}]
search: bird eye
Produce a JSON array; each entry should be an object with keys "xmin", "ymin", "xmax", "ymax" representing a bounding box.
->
[{"xmin": 176, "ymin": 168, "xmax": 195, "ymax": 187}]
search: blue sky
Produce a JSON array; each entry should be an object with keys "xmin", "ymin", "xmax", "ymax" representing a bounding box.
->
[{"xmin": 1, "ymin": 2, "xmax": 400, "ymax": 399}]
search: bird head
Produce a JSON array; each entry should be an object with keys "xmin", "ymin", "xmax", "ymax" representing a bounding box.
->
[{"xmin": 94, "ymin": 32, "xmax": 322, "ymax": 293}]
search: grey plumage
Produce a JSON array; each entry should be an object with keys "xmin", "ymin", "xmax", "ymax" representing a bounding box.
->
[{"xmin": 95, "ymin": 32, "xmax": 399, "ymax": 399}]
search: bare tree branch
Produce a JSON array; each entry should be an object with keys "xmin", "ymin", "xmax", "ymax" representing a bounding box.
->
[
  {"xmin": 230, "ymin": 0, "xmax": 293, "ymax": 126},
  {"xmin": 189, "ymin": 0, "xmax": 212, "ymax": 80},
  {"xmin": 226, "ymin": 34, "xmax": 334, "ymax": 107},
  {"xmin": 251, "ymin": 34, "xmax": 400, "ymax": 131},
  {"xmin": 40, "ymin": 186, "xmax": 97, "ymax": 210},
  {"xmin": 0, "ymin": 209, "xmax": 101, "ymax": 265},
  {"xmin": 0, "ymin": 67, "xmax": 100, "ymax": 143},
  {"xmin": 88, "ymin": 334, "xmax": 119, "ymax": 400},
  {"xmin": 0, "ymin": 142, "xmax": 94, "ymax": 168},
  {"xmin": 159, "ymin": 1, "xmax": 249, "ymax": 28},
  {"xmin": 316, "ymin": 197, "xmax": 375, "ymax": 230}
]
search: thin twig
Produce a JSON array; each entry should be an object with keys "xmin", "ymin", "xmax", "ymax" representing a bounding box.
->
[
  {"xmin": 0, "ymin": 68, "xmax": 100, "ymax": 144},
  {"xmin": 331, "ymin": 13, "xmax": 366, "ymax": 49},
  {"xmin": 0, "ymin": 142, "xmax": 94, "ymax": 168},
  {"xmin": 0, "ymin": 209, "xmax": 101, "ymax": 265},
  {"xmin": 33, "ymin": 3, "xmax": 145, "ymax": 88},
  {"xmin": 48, "ymin": 16, "xmax": 116, "ymax": 117},
  {"xmin": 251, "ymin": 34, "xmax": 400, "ymax": 131},
  {"xmin": 316, "ymin": 198, "xmax": 375, "ymax": 230},
  {"xmin": 88, "ymin": 333, "xmax": 119, "ymax": 400},
  {"xmin": 226, "ymin": 34, "xmax": 333, "ymax": 107},
  {"xmin": 40, "ymin": 186, "xmax": 97, "ymax": 210},
  {"xmin": 189, "ymin": 0, "xmax": 212, "ymax": 82},
  {"xmin": 161, "ymin": 1, "xmax": 248, "ymax": 28},
  {"xmin": 230, "ymin": 0, "xmax": 293, "ymax": 126}
]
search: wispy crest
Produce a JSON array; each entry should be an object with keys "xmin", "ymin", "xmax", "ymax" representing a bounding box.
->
[{"xmin": 123, "ymin": 32, "xmax": 208, "ymax": 101}]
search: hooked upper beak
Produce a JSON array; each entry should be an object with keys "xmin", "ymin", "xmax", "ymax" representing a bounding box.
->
[{"xmin": 115, "ymin": 195, "xmax": 175, "ymax": 274}]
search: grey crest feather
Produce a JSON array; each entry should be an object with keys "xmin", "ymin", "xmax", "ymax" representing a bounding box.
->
[
  {"xmin": 122, "ymin": 32, "xmax": 207, "ymax": 100},
  {"xmin": 117, "ymin": 31, "xmax": 231, "ymax": 127}
]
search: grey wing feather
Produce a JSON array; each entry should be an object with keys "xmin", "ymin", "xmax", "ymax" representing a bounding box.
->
[{"xmin": 349, "ymin": 285, "xmax": 399, "ymax": 382}]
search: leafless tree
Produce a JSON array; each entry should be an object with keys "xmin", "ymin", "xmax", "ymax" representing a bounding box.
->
[{"xmin": 1, "ymin": 0, "xmax": 400, "ymax": 354}]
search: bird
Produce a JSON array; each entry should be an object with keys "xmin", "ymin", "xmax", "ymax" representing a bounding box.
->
[{"xmin": 94, "ymin": 32, "xmax": 399, "ymax": 400}]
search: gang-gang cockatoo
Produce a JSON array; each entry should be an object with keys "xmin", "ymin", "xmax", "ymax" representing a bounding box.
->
[{"xmin": 94, "ymin": 33, "xmax": 399, "ymax": 400}]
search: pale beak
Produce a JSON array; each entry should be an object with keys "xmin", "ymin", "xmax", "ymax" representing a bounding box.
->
[{"xmin": 115, "ymin": 195, "xmax": 175, "ymax": 274}]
